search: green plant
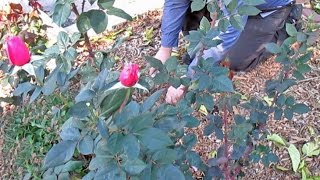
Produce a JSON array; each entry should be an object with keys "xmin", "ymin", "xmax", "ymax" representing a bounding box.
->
[
  {"xmin": 142, "ymin": 27, "xmax": 154, "ymax": 45},
  {"xmin": 3, "ymin": 93, "xmax": 73, "ymax": 178},
  {"xmin": 0, "ymin": 0, "xmax": 318, "ymax": 179},
  {"xmin": 311, "ymin": 0, "xmax": 320, "ymax": 14},
  {"xmin": 268, "ymin": 127, "xmax": 320, "ymax": 180}
]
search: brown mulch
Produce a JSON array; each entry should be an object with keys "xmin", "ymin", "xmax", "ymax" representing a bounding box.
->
[{"xmin": 1, "ymin": 7, "xmax": 319, "ymax": 179}]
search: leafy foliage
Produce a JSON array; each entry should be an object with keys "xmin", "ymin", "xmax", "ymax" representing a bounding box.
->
[{"xmin": 0, "ymin": 0, "xmax": 317, "ymax": 179}]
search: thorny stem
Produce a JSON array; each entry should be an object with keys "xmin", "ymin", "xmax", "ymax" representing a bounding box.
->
[
  {"xmin": 119, "ymin": 88, "xmax": 131, "ymax": 112},
  {"xmin": 71, "ymin": 3, "xmax": 95, "ymax": 65},
  {"xmin": 81, "ymin": 0, "xmax": 86, "ymax": 13},
  {"xmin": 223, "ymin": 105, "xmax": 231, "ymax": 180}
]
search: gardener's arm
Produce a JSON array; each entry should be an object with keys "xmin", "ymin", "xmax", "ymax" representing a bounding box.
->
[
  {"xmin": 167, "ymin": 1, "xmax": 248, "ymax": 104},
  {"xmin": 155, "ymin": 0, "xmax": 190, "ymax": 63}
]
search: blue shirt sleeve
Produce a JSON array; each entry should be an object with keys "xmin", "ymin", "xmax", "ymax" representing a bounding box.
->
[{"xmin": 160, "ymin": 0, "xmax": 189, "ymax": 47}]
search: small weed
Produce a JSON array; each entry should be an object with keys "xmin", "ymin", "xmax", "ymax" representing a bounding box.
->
[{"xmin": 3, "ymin": 93, "xmax": 74, "ymax": 178}]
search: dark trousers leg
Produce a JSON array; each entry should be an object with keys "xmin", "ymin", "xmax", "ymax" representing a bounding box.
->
[{"xmin": 227, "ymin": 7, "xmax": 292, "ymax": 72}]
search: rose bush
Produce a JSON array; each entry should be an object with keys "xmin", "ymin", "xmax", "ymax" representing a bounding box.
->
[{"xmin": 0, "ymin": 0, "xmax": 318, "ymax": 179}]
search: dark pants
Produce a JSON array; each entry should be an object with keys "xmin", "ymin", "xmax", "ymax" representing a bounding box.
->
[
  {"xmin": 183, "ymin": 6, "xmax": 293, "ymax": 72},
  {"xmin": 227, "ymin": 7, "xmax": 292, "ymax": 71}
]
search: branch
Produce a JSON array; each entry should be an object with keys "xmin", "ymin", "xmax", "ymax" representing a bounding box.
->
[
  {"xmin": 81, "ymin": 0, "xmax": 86, "ymax": 13},
  {"xmin": 222, "ymin": 105, "xmax": 231, "ymax": 180},
  {"xmin": 297, "ymin": 76, "xmax": 320, "ymax": 83},
  {"xmin": 71, "ymin": 3, "xmax": 95, "ymax": 65}
]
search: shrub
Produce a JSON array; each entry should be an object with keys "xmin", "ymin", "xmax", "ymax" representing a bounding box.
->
[{"xmin": 0, "ymin": 0, "xmax": 317, "ymax": 179}]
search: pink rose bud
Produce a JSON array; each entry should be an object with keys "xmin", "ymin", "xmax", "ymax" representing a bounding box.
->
[
  {"xmin": 6, "ymin": 36, "xmax": 31, "ymax": 66},
  {"xmin": 119, "ymin": 63, "xmax": 140, "ymax": 87}
]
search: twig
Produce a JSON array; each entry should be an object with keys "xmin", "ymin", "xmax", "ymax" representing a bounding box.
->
[
  {"xmin": 223, "ymin": 105, "xmax": 231, "ymax": 180},
  {"xmin": 297, "ymin": 76, "xmax": 320, "ymax": 83},
  {"xmin": 81, "ymin": 0, "xmax": 86, "ymax": 13},
  {"xmin": 71, "ymin": 3, "xmax": 95, "ymax": 64}
]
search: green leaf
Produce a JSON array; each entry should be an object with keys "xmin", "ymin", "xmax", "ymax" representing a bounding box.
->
[
  {"xmin": 77, "ymin": 10, "xmax": 108, "ymax": 34},
  {"xmin": 285, "ymin": 96, "xmax": 295, "ymax": 106},
  {"xmin": 297, "ymin": 32, "xmax": 307, "ymax": 42},
  {"xmin": 183, "ymin": 115, "xmax": 200, "ymax": 128},
  {"xmin": 191, "ymin": 0, "xmax": 206, "ymax": 12},
  {"xmin": 107, "ymin": 132, "xmax": 125, "ymax": 154},
  {"xmin": 297, "ymin": 64, "xmax": 311, "ymax": 73},
  {"xmin": 141, "ymin": 89, "xmax": 165, "ymax": 112},
  {"xmin": 267, "ymin": 134, "xmax": 287, "ymax": 146},
  {"xmin": 153, "ymin": 71, "xmax": 170, "ymax": 85},
  {"xmin": 164, "ymin": 57, "xmax": 178, "ymax": 72},
  {"xmin": 230, "ymin": 14, "xmax": 245, "ymax": 30},
  {"xmin": 53, "ymin": 3, "xmax": 71, "ymax": 26},
  {"xmin": 287, "ymin": 144, "xmax": 301, "ymax": 172},
  {"xmin": 70, "ymin": 32, "xmax": 81, "ymax": 45},
  {"xmin": 284, "ymin": 108, "xmax": 294, "ymax": 120},
  {"xmin": 128, "ymin": 113, "xmax": 155, "ymax": 132},
  {"xmin": 78, "ymin": 135, "xmax": 94, "ymax": 155},
  {"xmin": 211, "ymin": 75, "xmax": 234, "ymax": 92},
  {"xmin": 29, "ymin": 86, "xmax": 42, "ymax": 104},
  {"xmin": 107, "ymin": 7, "xmax": 133, "ymax": 21},
  {"xmin": 123, "ymin": 159, "xmax": 147, "ymax": 175},
  {"xmin": 186, "ymin": 151, "xmax": 204, "ymax": 169},
  {"xmin": 145, "ymin": 56, "xmax": 164, "ymax": 70},
  {"xmin": 123, "ymin": 134, "xmax": 140, "ymax": 159},
  {"xmin": 157, "ymin": 164, "xmax": 185, "ymax": 180},
  {"xmin": 231, "ymin": 145, "xmax": 246, "ymax": 160},
  {"xmin": 297, "ymin": 52, "xmax": 311, "ymax": 64},
  {"xmin": 88, "ymin": 10, "xmax": 108, "ymax": 34},
  {"xmin": 152, "ymin": 148, "xmax": 177, "ymax": 164},
  {"xmin": 138, "ymin": 128, "xmax": 173, "ymax": 152},
  {"xmin": 169, "ymin": 77, "xmax": 181, "ymax": 88},
  {"xmin": 238, "ymin": 5, "xmax": 261, "ymax": 16},
  {"xmin": 100, "ymin": 88, "xmax": 128, "ymax": 118},
  {"xmin": 69, "ymin": 102, "xmax": 90, "ymax": 118},
  {"xmin": 199, "ymin": 17, "xmax": 211, "ymax": 32},
  {"xmin": 95, "ymin": 168, "xmax": 126, "ymax": 180},
  {"xmin": 58, "ymin": 173, "xmax": 69, "ymax": 180},
  {"xmin": 286, "ymin": 23, "xmax": 298, "ymax": 36},
  {"xmin": 82, "ymin": 171, "xmax": 95, "ymax": 180},
  {"xmin": 292, "ymin": 103, "xmax": 310, "ymax": 114},
  {"xmin": 57, "ymin": 31, "xmax": 70, "ymax": 49},
  {"xmin": 13, "ymin": 82, "xmax": 35, "ymax": 96},
  {"xmin": 265, "ymin": 43, "xmax": 282, "ymax": 54},
  {"xmin": 22, "ymin": 63, "xmax": 36, "ymax": 76},
  {"xmin": 182, "ymin": 134, "xmax": 197, "ymax": 150},
  {"xmin": 75, "ymin": 89, "xmax": 96, "ymax": 103},
  {"xmin": 62, "ymin": 161, "xmax": 83, "ymax": 173},
  {"xmin": 63, "ymin": 47, "xmax": 77, "ymax": 62},
  {"xmin": 218, "ymin": 18, "xmax": 230, "ymax": 32},
  {"xmin": 302, "ymin": 142, "xmax": 320, "ymax": 157},
  {"xmin": 274, "ymin": 108, "xmax": 283, "ymax": 120},
  {"xmin": 60, "ymin": 127, "xmax": 81, "ymax": 141},
  {"xmin": 77, "ymin": 13, "xmax": 91, "ymax": 33},
  {"xmin": 89, "ymin": 156, "xmax": 115, "ymax": 170},
  {"xmin": 293, "ymin": 70, "xmax": 305, "ymax": 80},
  {"xmin": 44, "ymin": 141, "xmax": 77, "ymax": 169},
  {"xmin": 98, "ymin": 0, "xmax": 115, "ymax": 9},
  {"xmin": 114, "ymin": 101, "xmax": 140, "ymax": 127}
]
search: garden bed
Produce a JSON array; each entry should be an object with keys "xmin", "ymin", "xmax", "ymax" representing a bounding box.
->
[{"xmin": 1, "ymin": 6, "xmax": 320, "ymax": 180}]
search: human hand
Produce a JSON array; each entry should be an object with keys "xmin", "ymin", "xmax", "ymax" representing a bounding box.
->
[
  {"xmin": 165, "ymin": 85, "xmax": 186, "ymax": 104},
  {"xmin": 149, "ymin": 47, "xmax": 172, "ymax": 76}
]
